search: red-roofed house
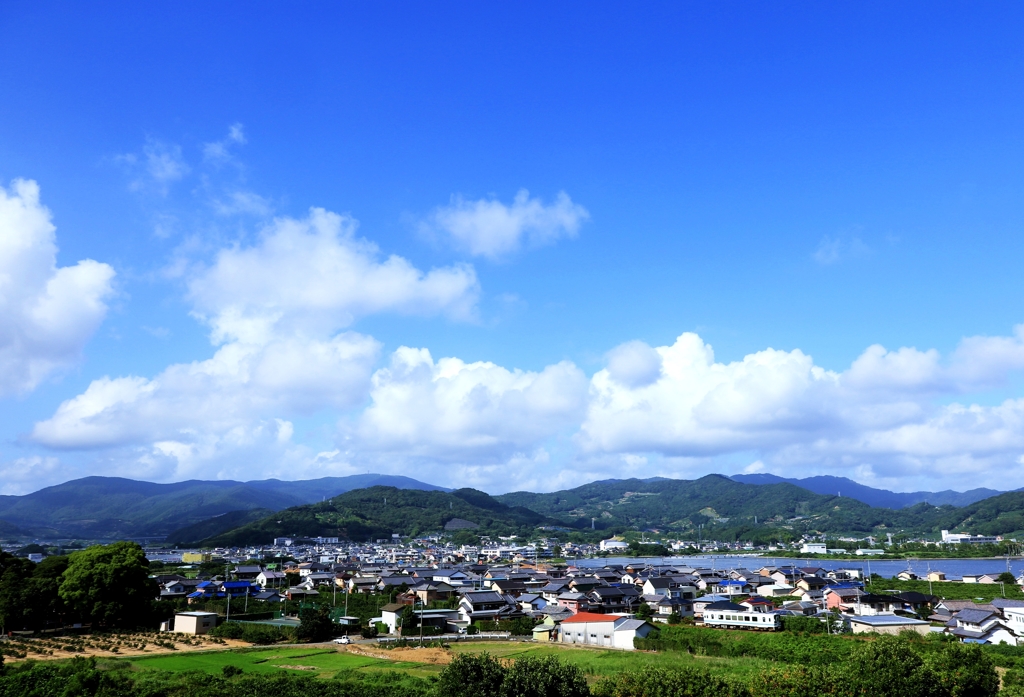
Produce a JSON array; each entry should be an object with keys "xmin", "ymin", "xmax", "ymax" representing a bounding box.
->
[{"xmin": 557, "ymin": 612, "xmax": 655, "ymax": 650}]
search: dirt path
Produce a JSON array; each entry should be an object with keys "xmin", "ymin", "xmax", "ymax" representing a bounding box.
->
[{"xmin": 341, "ymin": 644, "xmax": 453, "ymax": 665}]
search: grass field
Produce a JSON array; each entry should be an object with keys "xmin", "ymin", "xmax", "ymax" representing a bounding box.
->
[
  {"xmin": 124, "ymin": 641, "xmax": 772, "ymax": 683},
  {"xmin": 127, "ymin": 646, "xmax": 441, "ymax": 679},
  {"xmin": 448, "ymin": 641, "xmax": 772, "ymax": 679}
]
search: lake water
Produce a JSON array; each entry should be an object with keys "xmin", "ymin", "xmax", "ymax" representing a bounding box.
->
[{"xmin": 573, "ymin": 554, "xmax": 1021, "ymax": 579}]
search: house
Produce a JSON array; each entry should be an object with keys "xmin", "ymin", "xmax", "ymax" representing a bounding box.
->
[
  {"xmin": 380, "ymin": 603, "xmax": 407, "ymax": 635},
  {"xmin": 780, "ymin": 600, "xmax": 820, "ymax": 616},
  {"xmin": 948, "ymin": 609, "xmax": 1017, "ymax": 645},
  {"xmin": 231, "ymin": 565, "xmax": 263, "ymax": 580},
  {"xmin": 256, "ymin": 570, "xmax": 288, "ymax": 589},
  {"xmin": 825, "ymin": 587, "xmax": 865, "ymax": 611},
  {"xmin": 252, "ymin": 590, "xmax": 284, "ymax": 602},
  {"xmin": 489, "ymin": 579, "xmax": 527, "ymax": 596},
  {"xmin": 845, "ymin": 615, "xmax": 930, "ymax": 636},
  {"xmin": 758, "ymin": 583, "xmax": 796, "ymax": 598},
  {"xmin": 539, "ymin": 581, "xmax": 571, "ymax": 604},
  {"xmin": 896, "ymin": 571, "xmax": 918, "ymax": 581},
  {"xmin": 556, "ymin": 592, "xmax": 590, "ymax": 614},
  {"xmin": 557, "ymin": 611, "xmax": 655, "ymax": 650},
  {"xmin": 713, "ymin": 579, "xmax": 752, "ymax": 596},
  {"xmin": 408, "ymin": 581, "xmax": 455, "ymax": 604},
  {"xmin": 692, "ymin": 595, "xmax": 730, "ymax": 620},
  {"xmin": 172, "ymin": 611, "xmax": 218, "ymax": 635},
  {"xmin": 651, "ymin": 596, "xmax": 693, "ymax": 621},
  {"xmin": 740, "ymin": 596, "xmax": 775, "ymax": 613},
  {"xmin": 588, "ymin": 585, "xmax": 642, "ymax": 613},
  {"xmin": 457, "ymin": 591, "xmax": 522, "ymax": 624},
  {"xmin": 926, "ymin": 571, "xmax": 946, "ymax": 582},
  {"xmin": 895, "ymin": 591, "xmax": 937, "ymax": 614},
  {"xmin": 517, "ymin": 593, "xmax": 547, "ymax": 613},
  {"xmin": 796, "ymin": 576, "xmax": 829, "ymax": 592},
  {"xmin": 843, "ymin": 593, "xmax": 903, "ymax": 616}
]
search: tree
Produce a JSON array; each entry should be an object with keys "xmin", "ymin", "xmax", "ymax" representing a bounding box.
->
[
  {"xmin": 399, "ymin": 604, "xmax": 416, "ymax": 629},
  {"xmin": 58, "ymin": 542, "xmax": 158, "ymax": 629},
  {"xmin": 927, "ymin": 642, "xmax": 999, "ymax": 697},
  {"xmin": 998, "ymin": 571, "xmax": 1016, "ymax": 584},
  {"xmin": 635, "ymin": 603, "xmax": 653, "ymax": 620},
  {"xmin": 436, "ymin": 652, "xmax": 505, "ymax": 697},
  {"xmin": 598, "ymin": 666, "xmax": 733, "ymax": 697},
  {"xmin": 297, "ymin": 605, "xmax": 334, "ymax": 642},
  {"xmin": 667, "ymin": 611, "xmax": 681, "ymax": 625},
  {"xmin": 500, "ymin": 656, "xmax": 589, "ymax": 697},
  {"xmin": 843, "ymin": 636, "xmax": 941, "ymax": 697}
]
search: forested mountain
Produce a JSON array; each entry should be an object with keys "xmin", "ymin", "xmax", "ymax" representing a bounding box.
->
[
  {"xmin": 0, "ymin": 474, "xmax": 448, "ymax": 539},
  {"xmin": 4, "ymin": 472, "xmax": 1023, "ymax": 545},
  {"xmin": 496, "ymin": 475, "xmax": 1024, "ymax": 541},
  {"xmin": 731, "ymin": 473, "xmax": 1003, "ymax": 509},
  {"xmin": 200, "ymin": 486, "xmax": 551, "ymax": 546}
]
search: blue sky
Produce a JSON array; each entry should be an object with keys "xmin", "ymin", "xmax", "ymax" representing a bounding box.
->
[{"xmin": 3, "ymin": 3, "xmax": 1024, "ymax": 495}]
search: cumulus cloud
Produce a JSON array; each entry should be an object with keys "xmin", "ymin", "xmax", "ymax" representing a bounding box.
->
[
  {"xmin": 423, "ymin": 189, "xmax": 588, "ymax": 259},
  {"xmin": 0, "ymin": 180, "xmax": 115, "ymax": 397},
  {"xmin": 354, "ymin": 347, "xmax": 589, "ymax": 461},
  {"xmin": 580, "ymin": 329, "xmax": 1024, "ymax": 491},
  {"xmin": 32, "ymin": 333, "xmax": 381, "ymax": 451},
  {"xmin": 189, "ymin": 207, "xmax": 480, "ymax": 344},
  {"xmin": 28, "ymin": 201, "xmax": 485, "ymax": 482}
]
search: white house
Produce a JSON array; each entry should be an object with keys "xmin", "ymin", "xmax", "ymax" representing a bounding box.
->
[
  {"xmin": 557, "ymin": 611, "xmax": 655, "ymax": 650},
  {"xmin": 599, "ymin": 539, "xmax": 629, "ymax": 552},
  {"xmin": 800, "ymin": 543, "xmax": 827, "ymax": 554}
]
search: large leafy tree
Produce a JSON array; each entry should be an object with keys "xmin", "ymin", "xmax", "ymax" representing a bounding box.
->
[
  {"xmin": 436, "ymin": 653, "xmax": 506, "ymax": 697},
  {"xmin": 58, "ymin": 542, "xmax": 158, "ymax": 628},
  {"xmin": 0, "ymin": 551, "xmax": 38, "ymax": 632},
  {"xmin": 296, "ymin": 605, "xmax": 335, "ymax": 642}
]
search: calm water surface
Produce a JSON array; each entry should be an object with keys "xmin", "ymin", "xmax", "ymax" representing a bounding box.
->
[{"xmin": 574, "ymin": 555, "xmax": 1022, "ymax": 578}]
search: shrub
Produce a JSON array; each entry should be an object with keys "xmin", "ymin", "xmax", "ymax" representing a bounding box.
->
[{"xmin": 222, "ymin": 664, "xmax": 243, "ymax": 677}]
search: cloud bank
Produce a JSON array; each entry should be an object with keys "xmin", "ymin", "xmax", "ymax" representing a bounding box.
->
[{"xmin": 8, "ymin": 173, "xmax": 1024, "ymax": 494}]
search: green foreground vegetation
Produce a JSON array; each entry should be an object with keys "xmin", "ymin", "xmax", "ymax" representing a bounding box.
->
[{"xmin": 5, "ymin": 630, "xmax": 1024, "ymax": 696}]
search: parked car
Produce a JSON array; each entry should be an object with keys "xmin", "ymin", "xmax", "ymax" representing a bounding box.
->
[{"xmin": 333, "ymin": 636, "xmax": 351, "ymax": 644}]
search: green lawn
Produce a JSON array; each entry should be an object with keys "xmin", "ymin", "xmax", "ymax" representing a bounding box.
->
[
  {"xmin": 127, "ymin": 646, "xmax": 440, "ymax": 679},
  {"xmin": 448, "ymin": 641, "xmax": 773, "ymax": 679},
  {"xmin": 124, "ymin": 640, "xmax": 773, "ymax": 683}
]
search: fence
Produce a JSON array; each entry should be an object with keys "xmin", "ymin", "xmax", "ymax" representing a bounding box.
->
[{"xmin": 377, "ymin": 632, "xmax": 513, "ymax": 645}]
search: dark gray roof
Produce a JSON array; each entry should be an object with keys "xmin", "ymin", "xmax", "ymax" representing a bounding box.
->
[{"xmin": 956, "ymin": 609, "xmax": 997, "ymax": 624}]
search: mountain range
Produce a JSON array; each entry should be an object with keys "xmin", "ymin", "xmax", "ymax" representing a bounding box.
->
[
  {"xmin": 2, "ymin": 471, "xmax": 1023, "ymax": 546},
  {"xmin": 0, "ymin": 474, "xmax": 448, "ymax": 539},
  {"xmin": 729, "ymin": 473, "xmax": 1003, "ymax": 509}
]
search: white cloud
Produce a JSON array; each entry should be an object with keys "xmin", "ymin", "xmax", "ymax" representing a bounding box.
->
[
  {"xmin": 813, "ymin": 233, "xmax": 869, "ymax": 265},
  {"xmin": 579, "ymin": 329, "xmax": 1024, "ymax": 491},
  {"xmin": 119, "ymin": 140, "xmax": 190, "ymax": 195},
  {"xmin": 0, "ymin": 180, "xmax": 115, "ymax": 397},
  {"xmin": 354, "ymin": 347, "xmax": 589, "ymax": 462},
  {"xmin": 31, "ymin": 333, "xmax": 381, "ymax": 450},
  {"xmin": 203, "ymin": 122, "xmax": 247, "ymax": 163},
  {"xmin": 423, "ymin": 189, "xmax": 588, "ymax": 259},
  {"xmin": 28, "ymin": 201, "xmax": 484, "ymax": 483},
  {"xmin": 0, "ymin": 455, "xmax": 62, "ymax": 495},
  {"xmin": 189, "ymin": 207, "xmax": 480, "ymax": 344},
  {"xmin": 606, "ymin": 340, "xmax": 663, "ymax": 388}
]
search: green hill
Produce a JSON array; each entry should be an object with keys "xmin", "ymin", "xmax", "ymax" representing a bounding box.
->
[
  {"xmin": 200, "ymin": 486, "xmax": 551, "ymax": 546},
  {"xmin": 496, "ymin": 475, "xmax": 969, "ymax": 540},
  {"xmin": 0, "ymin": 474, "xmax": 448, "ymax": 539}
]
